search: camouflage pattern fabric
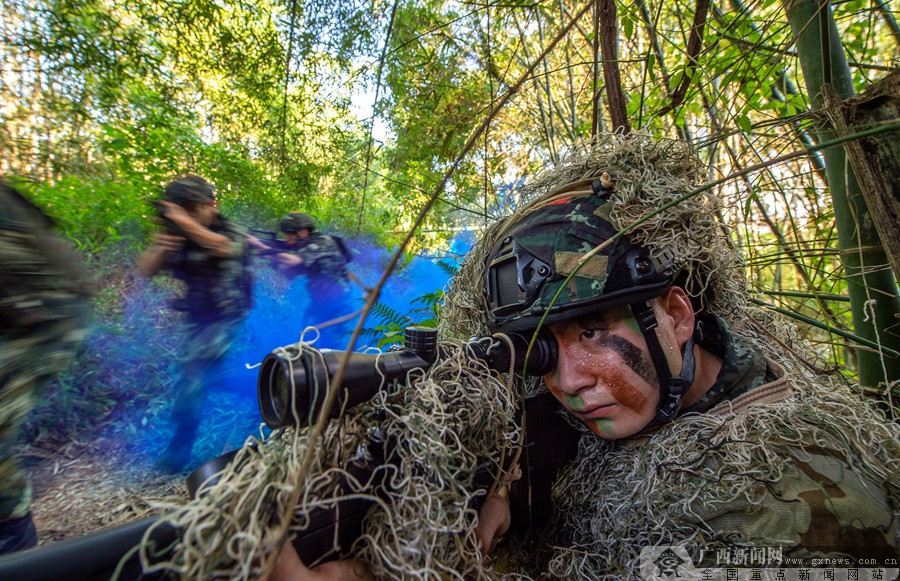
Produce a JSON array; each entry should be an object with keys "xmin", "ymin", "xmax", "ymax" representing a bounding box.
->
[
  {"xmin": 0, "ymin": 182, "xmax": 92, "ymax": 528},
  {"xmin": 169, "ymin": 315, "xmax": 245, "ymax": 427},
  {"xmin": 680, "ymin": 313, "xmax": 775, "ymax": 415},
  {"xmin": 156, "ymin": 212, "xmax": 252, "ymax": 471},
  {"xmin": 278, "ymin": 232, "xmax": 355, "ymax": 348},
  {"xmin": 281, "ymin": 232, "xmax": 350, "ymax": 294},
  {"xmin": 484, "ymin": 191, "xmax": 672, "ymax": 334},
  {"xmin": 162, "ymin": 213, "xmax": 252, "ymax": 325}
]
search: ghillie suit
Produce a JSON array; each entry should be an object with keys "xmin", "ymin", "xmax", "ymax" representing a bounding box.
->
[
  {"xmin": 137, "ymin": 335, "xmax": 524, "ymax": 580},
  {"xmin": 139, "ymin": 132, "xmax": 899, "ymax": 580},
  {"xmin": 442, "ymin": 131, "xmax": 900, "ymax": 577}
]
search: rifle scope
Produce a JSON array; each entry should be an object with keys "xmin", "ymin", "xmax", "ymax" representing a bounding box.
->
[{"xmin": 257, "ymin": 326, "xmax": 557, "ymax": 429}]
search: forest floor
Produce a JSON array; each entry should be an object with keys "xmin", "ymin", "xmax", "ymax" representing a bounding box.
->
[
  {"xmin": 24, "ymin": 363, "xmax": 264, "ymax": 546},
  {"xmin": 26, "ymin": 436, "xmax": 186, "ymax": 545}
]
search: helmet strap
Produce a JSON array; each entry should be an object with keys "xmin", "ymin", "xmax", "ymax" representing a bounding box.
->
[{"xmin": 629, "ymin": 301, "xmax": 696, "ymax": 426}]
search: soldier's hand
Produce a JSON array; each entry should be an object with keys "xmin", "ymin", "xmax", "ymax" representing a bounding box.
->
[
  {"xmin": 271, "ymin": 542, "xmax": 374, "ymax": 581},
  {"xmin": 154, "ymin": 199, "xmax": 186, "ymax": 220},
  {"xmin": 474, "ymin": 487, "xmax": 511, "ymax": 556},
  {"xmin": 153, "ymin": 231, "xmax": 185, "ymax": 252},
  {"xmin": 275, "ymin": 253, "xmax": 303, "ymax": 267},
  {"xmin": 156, "ymin": 199, "xmax": 202, "ymax": 227},
  {"xmin": 246, "ymin": 234, "xmax": 270, "ymax": 250}
]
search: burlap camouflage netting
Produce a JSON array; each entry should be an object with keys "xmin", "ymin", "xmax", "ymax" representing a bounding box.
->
[
  {"xmin": 137, "ymin": 331, "xmax": 523, "ymax": 580},
  {"xmin": 136, "ymin": 132, "xmax": 900, "ymax": 580}
]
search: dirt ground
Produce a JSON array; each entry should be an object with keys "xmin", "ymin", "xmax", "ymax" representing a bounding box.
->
[{"xmin": 27, "ymin": 437, "xmax": 188, "ymax": 545}]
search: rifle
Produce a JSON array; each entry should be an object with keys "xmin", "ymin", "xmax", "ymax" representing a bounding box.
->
[
  {"xmin": 149, "ymin": 199, "xmax": 194, "ymax": 242},
  {"xmin": 249, "ymin": 228, "xmax": 279, "ymax": 241},
  {"xmin": 247, "ymin": 228, "xmax": 292, "ymax": 258},
  {"xmin": 0, "ymin": 328, "xmax": 580, "ymax": 580}
]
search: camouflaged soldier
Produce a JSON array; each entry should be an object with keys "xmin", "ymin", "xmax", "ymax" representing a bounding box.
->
[
  {"xmin": 248, "ymin": 212, "xmax": 351, "ymax": 293},
  {"xmin": 139, "ymin": 174, "xmax": 252, "ymax": 473},
  {"xmin": 247, "ymin": 212, "xmax": 356, "ymax": 348},
  {"xmin": 272, "ymin": 134, "xmax": 900, "ymax": 581},
  {"xmin": 0, "ymin": 180, "xmax": 92, "ymax": 555},
  {"xmin": 465, "ymin": 134, "xmax": 900, "ymax": 575}
]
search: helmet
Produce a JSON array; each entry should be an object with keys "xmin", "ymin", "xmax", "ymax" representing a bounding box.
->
[
  {"xmin": 483, "ymin": 183, "xmax": 693, "ymax": 426},
  {"xmin": 164, "ymin": 174, "xmax": 216, "ymax": 206},
  {"xmin": 279, "ymin": 212, "xmax": 316, "ymax": 234},
  {"xmin": 483, "ymin": 186, "xmax": 676, "ymax": 334}
]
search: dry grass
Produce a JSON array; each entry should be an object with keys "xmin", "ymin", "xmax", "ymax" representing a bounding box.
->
[{"xmin": 27, "ymin": 438, "xmax": 186, "ymax": 545}]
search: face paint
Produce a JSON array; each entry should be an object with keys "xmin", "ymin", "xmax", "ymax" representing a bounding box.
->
[
  {"xmin": 565, "ymin": 393, "xmax": 583, "ymax": 411},
  {"xmin": 545, "ymin": 312, "xmax": 661, "ymax": 439},
  {"xmin": 586, "ymin": 417, "xmax": 616, "ymax": 438},
  {"xmin": 596, "ymin": 333, "xmax": 658, "ymax": 390},
  {"xmin": 622, "ymin": 313, "xmax": 641, "ymax": 336},
  {"xmin": 598, "ymin": 358, "xmax": 647, "ymax": 413}
]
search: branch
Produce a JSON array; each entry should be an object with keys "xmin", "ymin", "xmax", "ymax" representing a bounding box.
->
[
  {"xmin": 655, "ymin": 0, "xmax": 710, "ymax": 117},
  {"xmin": 261, "ymin": 1, "xmax": 596, "ymax": 575},
  {"xmin": 598, "ymin": 0, "xmax": 629, "ymax": 133}
]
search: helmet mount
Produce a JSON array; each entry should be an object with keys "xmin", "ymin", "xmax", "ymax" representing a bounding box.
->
[{"xmin": 484, "ymin": 238, "xmax": 553, "ymax": 320}]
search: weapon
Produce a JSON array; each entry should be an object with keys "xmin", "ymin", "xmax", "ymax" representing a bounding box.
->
[
  {"xmin": 257, "ymin": 326, "xmax": 557, "ymax": 428},
  {"xmin": 247, "ymin": 228, "xmax": 295, "ymax": 258},
  {"xmin": 0, "ymin": 328, "xmax": 580, "ymax": 580},
  {"xmin": 149, "ymin": 199, "xmax": 195, "ymax": 242},
  {"xmin": 249, "ymin": 228, "xmax": 279, "ymax": 241}
]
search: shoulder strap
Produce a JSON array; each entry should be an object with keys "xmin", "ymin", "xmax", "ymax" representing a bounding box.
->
[{"xmin": 330, "ymin": 235, "xmax": 353, "ymax": 263}]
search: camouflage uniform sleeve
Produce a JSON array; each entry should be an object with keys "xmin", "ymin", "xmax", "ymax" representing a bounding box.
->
[
  {"xmin": 0, "ymin": 182, "xmax": 93, "ymax": 522},
  {"xmin": 217, "ymin": 218, "xmax": 250, "ymax": 259},
  {"xmin": 687, "ymin": 445, "xmax": 898, "ymax": 558}
]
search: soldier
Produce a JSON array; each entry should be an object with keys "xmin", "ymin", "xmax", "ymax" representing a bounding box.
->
[
  {"xmin": 274, "ymin": 133, "xmax": 899, "ymax": 579},
  {"xmin": 467, "ymin": 133, "xmax": 900, "ymax": 573},
  {"xmin": 0, "ymin": 180, "xmax": 93, "ymax": 555},
  {"xmin": 248, "ymin": 212, "xmax": 358, "ymax": 348},
  {"xmin": 139, "ymin": 174, "xmax": 252, "ymax": 473}
]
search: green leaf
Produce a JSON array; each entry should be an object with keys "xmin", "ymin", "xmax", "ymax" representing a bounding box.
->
[{"xmin": 623, "ymin": 16, "xmax": 634, "ymax": 41}]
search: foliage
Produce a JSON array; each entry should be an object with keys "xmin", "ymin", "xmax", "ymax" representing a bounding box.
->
[{"xmin": 363, "ymin": 289, "xmax": 444, "ymax": 348}]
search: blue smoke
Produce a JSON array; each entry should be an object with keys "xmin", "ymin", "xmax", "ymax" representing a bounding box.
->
[{"xmin": 115, "ymin": 234, "xmax": 472, "ymax": 471}]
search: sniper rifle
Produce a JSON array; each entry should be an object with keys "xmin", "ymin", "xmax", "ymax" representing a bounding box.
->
[{"xmin": 0, "ymin": 328, "xmax": 580, "ymax": 580}]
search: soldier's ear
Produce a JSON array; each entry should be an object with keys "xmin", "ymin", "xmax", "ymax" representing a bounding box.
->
[{"xmin": 659, "ymin": 287, "xmax": 694, "ymax": 346}]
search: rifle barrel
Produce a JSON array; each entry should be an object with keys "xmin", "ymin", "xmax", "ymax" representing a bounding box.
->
[{"xmin": 0, "ymin": 517, "xmax": 177, "ymax": 581}]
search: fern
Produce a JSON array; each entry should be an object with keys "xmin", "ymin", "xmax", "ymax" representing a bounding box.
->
[{"xmin": 435, "ymin": 260, "xmax": 459, "ymax": 277}]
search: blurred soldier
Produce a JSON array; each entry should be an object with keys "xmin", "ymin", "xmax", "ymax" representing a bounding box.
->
[
  {"xmin": 248, "ymin": 212, "xmax": 359, "ymax": 348},
  {"xmin": 0, "ymin": 179, "xmax": 93, "ymax": 555},
  {"xmin": 139, "ymin": 174, "xmax": 252, "ymax": 473}
]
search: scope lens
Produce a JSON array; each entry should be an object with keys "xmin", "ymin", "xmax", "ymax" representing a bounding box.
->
[
  {"xmin": 259, "ymin": 355, "xmax": 292, "ymax": 428},
  {"xmin": 271, "ymin": 363, "xmax": 290, "ymax": 426}
]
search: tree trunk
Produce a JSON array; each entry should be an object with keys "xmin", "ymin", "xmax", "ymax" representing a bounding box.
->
[
  {"xmin": 782, "ymin": 0, "xmax": 900, "ymax": 387},
  {"xmin": 820, "ymin": 70, "xmax": 900, "ymax": 284}
]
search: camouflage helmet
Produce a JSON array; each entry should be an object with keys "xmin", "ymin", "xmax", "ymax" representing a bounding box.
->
[
  {"xmin": 279, "ymin": 212, "xmax": 316, "ymax": 234},
  {"xmin": 484, "ymin": 184, "xmax": 676, "ymax": 334},
  {"xmin": 164, "ymin": 174, "xmax": 216, "ymax": 206}
]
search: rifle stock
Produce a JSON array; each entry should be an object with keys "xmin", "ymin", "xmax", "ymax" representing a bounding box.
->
[{"xmin": 0, "ymin": 516, "xmax": 176, "ymax": 581}]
